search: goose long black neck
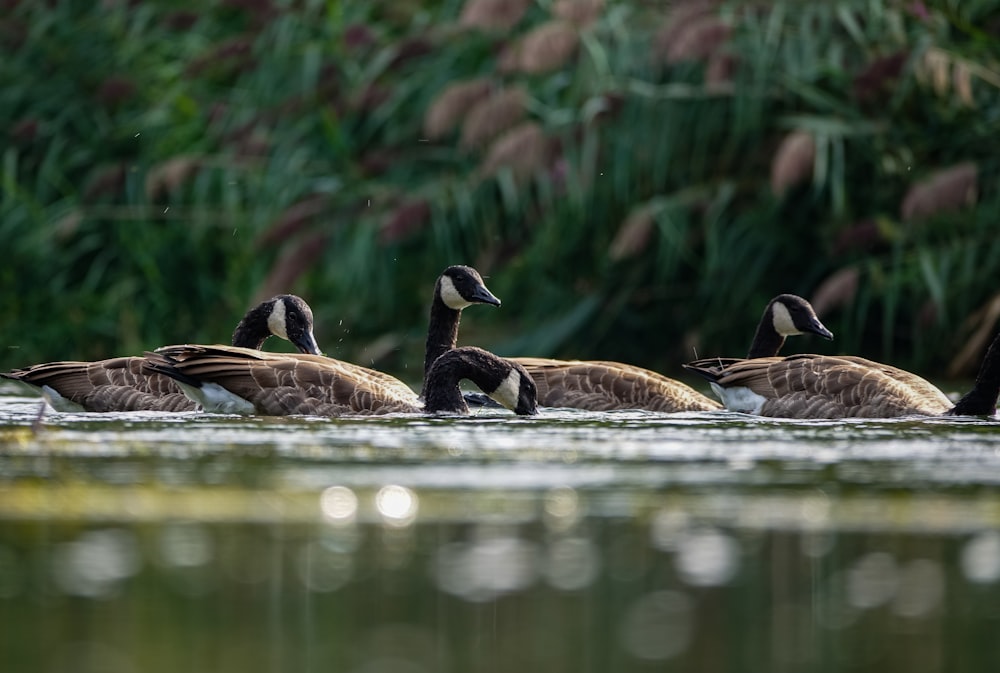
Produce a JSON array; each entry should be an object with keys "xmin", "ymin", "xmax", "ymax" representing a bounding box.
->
[
  {"xmin": 949, "ymin": 329, "xmax": 1000, "ymax": 416},
  {"xmin": 231, "ymin": 303, "xmax": 273, "ymax": 349},
  {"xmin": 421, "ymin": 295, "xmax": 461, "ymax": 397},
  {"xmin": 423, "ymin": 348, "xmax": 480, "ymax": 414},
  {"xmin": 746, "ymin": 316, "xmax": 785, "ymax": 359}
]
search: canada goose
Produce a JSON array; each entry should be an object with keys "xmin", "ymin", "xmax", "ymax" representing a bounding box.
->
[
  {"xmin": 144, "ymin": 345, "xmax": 538, "ymax": 416},
  {"xmin": 0, "ymin": 295, "xmax": 322, "ymax": 413},
  {"xmin": 682, "ymin": 327, "xmax": 1000, "ymax": 419},
  {"xmin": 510, "ymin": 294, "xmax": 833, "ymax": 412}
]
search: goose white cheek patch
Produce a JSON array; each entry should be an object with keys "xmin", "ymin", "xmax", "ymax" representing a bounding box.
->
[
  {"xmin": 439, "ymin": 276, "xmax": 471, "ymax": 310},
  {"xmin": 267, "ymin": 300, "xmax": 288, "ymax": 340},
  {"xmin": 489, "ymin": 370, "xmax": 523, "ymax": 411},
  {"xmin": 771, "ymin": 302, "xmax": 799, "ymax": 336}
]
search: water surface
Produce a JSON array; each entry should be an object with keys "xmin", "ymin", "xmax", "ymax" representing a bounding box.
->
[{"xmin": 2, "ymin": 386, "xmax": 1000, "ymax": 673}]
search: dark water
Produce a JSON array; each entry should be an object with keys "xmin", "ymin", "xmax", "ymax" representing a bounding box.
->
[{"xmin": 2, "ymin": 387, "xmax": 1000, "ymax": 673}]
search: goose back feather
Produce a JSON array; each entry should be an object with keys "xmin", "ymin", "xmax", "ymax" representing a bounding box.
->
[{"xmin": 511, "ymin": 357, "xmax": 721, "ymax": 412}]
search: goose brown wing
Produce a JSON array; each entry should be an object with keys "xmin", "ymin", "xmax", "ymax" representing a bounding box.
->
[
  {"xmin": 512, "ymin": 357, "xmax": 721, "ymax": 412},
  {"xmin": 833, "ymin": 356, "xmax": 953, "ymax": 408},
  {"xmin": 152, "ymin": 345, "xmax": 421, "ymax": 415},
  {"xmin": 691, "ymin": 355, "xmax": 953, "ymax": 418},
  {"xmin": 3, "ymin": 357, "xmax": 196, "ymax": 411},
  {"xmin": 759, "ymin": 356, "xmax": 951, "ymax": 417},
  {"xmin": 189, "ymin": 347, "xmax": 419, "ymax": 398}
]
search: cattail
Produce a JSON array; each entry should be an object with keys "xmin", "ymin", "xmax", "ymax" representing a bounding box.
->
[
  {"xmin": 390, "ymin": 37, "xmax": 434, "ymax": 68},
  {"xmin": 343, "ymin": 24, "xmax": 375, "ymax": 51},
  {"xmin": 144, "ymin": 155, "xmax": 202, "ymax": 201},
  {"xmin": 705, "ymin": 51, "xmax": 736, "ymax": 87},
  {"xmin": 237, "ymin": 132, "xmax": 271, "ymax": 158},
  {"xmin": 83, "ymin": 163, "xmax": 126, "ymax": 202},
  {"xmin": 359, "ymin": 148, "xmax": 398, "ymax": 177},
  {"xmin": 609, "ymin": 207, "xmax": 655, "ymax": 261},
  {"xmin": 256, "ymin": 231, "xmax": 329, "ymax": 303},
  {"xmin": 497, "ymin": 44, "xmax": 521, "ymax": 74},
  {"xmin": 355, "ymin": 83, "xmax": 390, "ymax": 112},
  {"xmin": 900, "ymin": 162, "xmax": 977, "ymax": 221},
  {"xmin": 662, "ymin": 15, "xmax": 731, "ymax": 64},
  {"xmin": 459, "ymin": 0, "xmax": 530, "ymax": 31},
  {"xmin": 185, "ymin": 36, "xmax": 255, "ymax": 78},
  {"xmin": 0, "ymin": 18, "xmax": 27, "ymax": 51},
  {"xmin": 9, "ymin": 118, "xmax": 38, "ymax": 145},
  {"xmin": 478, "ymin": 122, "xmax": 551, "ymax": 181},
  {"xmin": 256, "ymin": 194, "xmax": 330, "ymax": 248},
  {"xmin": 507, "ymin": 21, "xmax": 579, "ymax": 75},
  {"xmin": 852, "ymin": 51, "xmax": 908, "ymax": 103},
  {"xmin": 551, "ymin": 0, "xmax": 604, "ymax": 28},
  {"xmin": 460, "ymin": 87, "xmax": 527, "ymax": 150},
  {"xmin": 219, "ymin": 0, "xmax": 276, "ymax": 29},
  {"xmin": 96, "ymin": 76, "xmax": 136, "ymax": 108},
  {"xmin": 380, "ymin": 199, "xmax": 431, "ymax": 244},
  {"xmin": 770, "ymin": 130, "xmax": 815, "ymax": 197},
  {"xmin": 920, "ymin": 48, "xmax": 951, "ymax": 96},
  {"xmin": 53, "ymin": 210, "xmax": 84, "ymax": 242},
  {"xmin": 832, "ymin": 218, "xmax": 889, "ymax": 255},
  {"xmin": 948, "ymin": 293, "xmax": 1000, "ymax": 378},
  {"xmin": 953, "ymin": 60, "xmax": 974, "ymax": 106},
  {"xmin": 423, "ymin": 78, "xmax": 494, "ymax": 139},
  {"xmin": 653, "ymin": 0, "xmax": 720, "ymax": 63},
  {"xmin": 164, "ymin": 11, "xmax": 199, "ymax": 31},
  {"xmin": 810, "ymin": 266, "xmax": 859, "ymax": 317}
]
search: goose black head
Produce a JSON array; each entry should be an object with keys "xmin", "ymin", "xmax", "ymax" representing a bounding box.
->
[
  {"xmin": 769, "ymin": 294, "xmax": 834, "ymax": 340},
  {"xmin": 436, "ymin": 265, "xmax": 501, "ymax": 310},
  {"xmin": 233, "ymin": 295, "xmax": 322, "ymax": 355}
]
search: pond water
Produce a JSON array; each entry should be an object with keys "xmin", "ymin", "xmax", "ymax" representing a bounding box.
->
[{"xmin": 2, "ymin": 384, "xmax": 1000, "ymax": 673}]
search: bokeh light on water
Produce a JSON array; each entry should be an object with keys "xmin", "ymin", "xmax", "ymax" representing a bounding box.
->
[
  {"xmin": 319, "ymin": 485, "xmax": 359, "ymax": 525},
  {"xmin": 375, "ymin": 484, "xmax": 418, "ymax": 527},
  {"xmin": 4, "ymin": 391, "xmax": 1000, "ymax": 671},
  {"xmin": 52, "ymin": 528, "xmax": 141, "ymax": 598}
]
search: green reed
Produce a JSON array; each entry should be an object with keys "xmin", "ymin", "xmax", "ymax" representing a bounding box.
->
[{"xmin": 1, "ymin": 1, "xmax": 997, "ymax": 381}]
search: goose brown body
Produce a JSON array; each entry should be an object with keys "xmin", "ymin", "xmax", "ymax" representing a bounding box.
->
[
  {"xmin": 1, "ymin": 295, "xmax": 322, "ymax": 412},
  {"xmin": 513, "ymin": 294, "xmax": 832, "ymax": 412},
  {"xmin": 683, "ymin": 326, "xmax": 1000, "ymax": 419},
  {"xmin": 511, "ymin": 358, "xmax": 720, "ymax": 412}
]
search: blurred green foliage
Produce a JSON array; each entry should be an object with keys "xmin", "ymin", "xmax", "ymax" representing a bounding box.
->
[{"xmin": 2, "ymin": 0, "xmax": 998, "ymax": 381}]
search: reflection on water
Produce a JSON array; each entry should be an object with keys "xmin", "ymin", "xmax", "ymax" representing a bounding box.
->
[{"xmin": 3, "ymin": 388, "xmax": 1000, "ymax": 672}]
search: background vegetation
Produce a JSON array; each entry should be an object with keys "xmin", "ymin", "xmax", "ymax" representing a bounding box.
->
[{"xmin": 2, "ymin": 0, "xmax": 998, "ymax": 383}]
